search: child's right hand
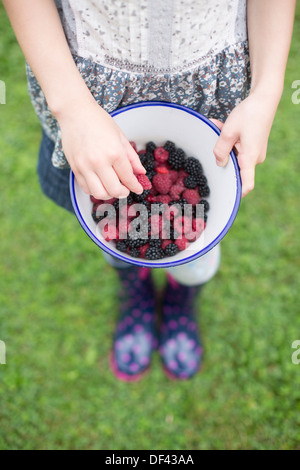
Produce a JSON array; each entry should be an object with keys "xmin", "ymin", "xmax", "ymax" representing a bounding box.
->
[{"xmin": 56, "ymin": 100, "xmax": 146, "ymax": 200}]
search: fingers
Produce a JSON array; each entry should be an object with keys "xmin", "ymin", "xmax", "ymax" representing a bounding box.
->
[
  {"xmin": 123, "ymin": 136, "xmax": 146, "ymax": 176},
  {"xmin": 80, "ymin": 171, "xmax": 111, "ymax": 200},
  {"xmin": 210, "ymin": 118, "xmax": 224, "ymax": 130},
  {"xmin": 214, "ymin": 125, "xmax": 239, "ymax": 168},
  {"xmin": 98, "ymin": 167, "xmax": 130, "ymax": 199},
  {"xmin": 240, "ymin": 165, "xmax": 255, "ymax": 198},
  {"xmin": 113, "ymin": 157, "xmax": 144, "ymax": 195}
]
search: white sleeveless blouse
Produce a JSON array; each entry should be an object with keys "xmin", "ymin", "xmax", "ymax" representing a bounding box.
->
[{"xmin": 57, "ymin": 0, "xmax": 247, "ymax": 73}]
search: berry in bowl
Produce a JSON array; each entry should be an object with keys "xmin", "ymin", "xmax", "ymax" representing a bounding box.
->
[{"xmin": 70, "ymin": 101, "xmax": 241, "ymax": 268}]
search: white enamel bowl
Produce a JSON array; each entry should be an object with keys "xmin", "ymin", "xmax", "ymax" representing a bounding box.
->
[{"xmin": 70, "ymin": 101, "xmax": 241, "ymax": 268}]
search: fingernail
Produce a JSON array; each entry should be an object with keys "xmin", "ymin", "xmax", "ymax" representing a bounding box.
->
[{"xmin": 216, "ymin": 158, "xmax": 227, "ymax": 167}]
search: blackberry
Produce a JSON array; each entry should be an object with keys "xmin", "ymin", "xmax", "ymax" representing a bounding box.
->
[
  {"xmin": 151, "ymin": 202, "xmax": 167, "ymax": 214},
  {"xmin": 133, "ymin": 189, "xmax": 150, "ymax": 202},
  {"xmin": 178, "ymin": 198, "xmax": 188, "ymax": 211},
  {"xmin": 145, "ymin": 246, "xmax": 165, "ymax": 260},
  {"xmin": 168, "ymin": 148, "xmax": 186, "ymax": 170},
  {"xmin": 169, "ymin": 227, "xmax": 179, "ymax": 241},
  {"xmin": 128, "ymin": 247, "xmax": 141, "ymax": 258},
  {"xmin": 92, "ymin": 208, "xmax": 108, "ymax": 223},
  {"xmin": 184, "ymin": 157, "xmax": 203, "ymax": 176},
  {"xmin": 145, "ymin": 141, "xmax": 157, "ymax": 153},
  {"xmin": 127, "ymin": 193, "xmax": 135, "ymax": 205},
  {"xmin": 164, "ymin": 243, "xmax": 179, "ymax": 257},
  {"xmin": 139, "ymin": 199, "xmax": 150, "ymax": 210},
  {"xmin": 139, "ymin": 152, "xmax": 155, "ymax": 171},
  {"xmin": 184, "ymin": 175, "xmax": 198, "ymax": 189},
  {"xmin": 200, "ymin": 185, "xmax": 210, "ymax": 198},
  {"xmin": 113, "ymin": 199, "xmax": 120, "ymax": 211},
  {"xmin": 197, "ymin": 174, "xmax": 207, "ymax": 187},
  {"xmin": 199, "ymin": 199, "xmax": 210, "ymax": 213},
  {"xmin": 149, "ymin": 238, "xmax": 162, "ymax": 248},
  {"xmin": 146, "ymin": 169, "xmax": 156, "ymax": 181},
  {"xmin": 164, "ymin": 140, "xmax": 176, "ymax": 152},
  {"xmin": 127, "ymin": 237, "xmax": 149, "ymax": 248},
  {"xmin": 144, "ymin": 159, "xmax": 156, "ymax": 173},
  {"xmin": 116, "ymin": 240, "xmax": 128, "ymax": 253}
]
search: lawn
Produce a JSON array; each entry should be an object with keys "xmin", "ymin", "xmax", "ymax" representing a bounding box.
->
[{"xmin": 0, "ymin": 4, "xmax": 300, "ymax": 450}]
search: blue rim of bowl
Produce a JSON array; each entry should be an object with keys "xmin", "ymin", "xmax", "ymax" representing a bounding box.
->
[{"xmin": 69, "ymin": 101, "xmax": 242, "ymax": 268}]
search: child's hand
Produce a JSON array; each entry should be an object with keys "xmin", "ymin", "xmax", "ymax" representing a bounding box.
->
[
  {"xmin": 211, "ymin": 92, "xmax": 278, "ymax": 197},
  {"xmin": 57, "ymin": 101, "xmax": 146, "ymax": 200}
]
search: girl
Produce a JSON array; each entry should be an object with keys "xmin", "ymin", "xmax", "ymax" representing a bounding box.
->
[{"xmin": 3, "ymin": 0, "xmax": 295, "ymax": 381}]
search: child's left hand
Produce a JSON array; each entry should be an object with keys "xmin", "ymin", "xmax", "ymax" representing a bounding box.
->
[{"xmin": 211, "ymin": 92, "xmax": 279, "ymax": 197}]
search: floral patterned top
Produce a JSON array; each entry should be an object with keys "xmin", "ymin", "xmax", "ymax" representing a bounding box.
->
[{"xmin": 26, "ymin": 0, "xmax": 251, "ymax": 168}]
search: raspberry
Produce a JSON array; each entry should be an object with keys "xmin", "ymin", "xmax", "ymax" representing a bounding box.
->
[
  {"xmin": 167, "ymin": 203, "xmax": 181, "ymax": 219},
  {"xmin": 192, "ymin": 218, "xmax": 205, "ymax": 234},
  {"xmin": 169, "ymin": 170, "xmax": 179, "ymax": 184},
  {"xmin": 118, "ymin": 218, "xmax": 129, "ymax": 239},
  {"xmin": 178, "ymin": 169, "xmax": 189, "ymax": 180},
  {"xmin": 90, "ymin": 195, "xmax": 104, "ymax": 204},
  {"xmin": 130, "ymin": 141, "xmax": 137, "ymax": 152},
  {"xmin": 173, "ymin": 216, "xmax": 193, "ymax": 236},
  {"xmin": 91, "ymin": 139, "xmax": 209, "ymax": 260},
  {"xmin": 103, "ymin": 197, "xmax": 117, "ymax": 205},
  {"xmin": 136, "ymin": 174, "xmax": 152, "ymax": 190},
  {"xmin": 102, "ymin": 223, "xmax": 119, "ymax": 242},
  {"xmin": 175, "ymin": 236, "xmax": 190, "ymax": 251},
  {"xmin": 182, "ymin": 189, "xmax": 200, "ymax": 205},
  {"xmin": 169, "ymin": 184, "xmax": 184, "ymax": 201},
  {"xmin": 139, "ymin": 243, "xmax": 150, "ymax": 258},
  {"xmin": 146, "ymin": 194, "xmax": 158, "ymax": 203},
  {"xmin": 152, "ymin": 173, "xmax": 173, "ymax": 194},
  {"xmin": 186, "ymin": 218, "xmax": 205, "ymax": 241},
  {"xmin": 156, "ymin": 166, "xmax": 169, "ymax": 174},
  {"xmin": 161, "ymin": 239, "xmax": 172, "ymax": 250},
  {"xmin": 149, "ymin": 214, "xmax": 164, "ymax": 236},
  {"xmin": 164, "ymin": 243, "xmax": 179, "ymax": 257},
  {"xmin": 156, "ymin": 194, "xmax": 172, "ymax": 204},
  {"xmin": 154, "ymin": 147, "xmax": 169, "ymax": 163}
]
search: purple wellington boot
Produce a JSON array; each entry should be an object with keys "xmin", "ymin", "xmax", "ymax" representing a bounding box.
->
[
  {"xmin": 110, "ymin": 265, "xmax": 158, "ymax": 381},
  {"xmin": 159, "ymin": 274, "xmax": 203, "ymax": 380}
]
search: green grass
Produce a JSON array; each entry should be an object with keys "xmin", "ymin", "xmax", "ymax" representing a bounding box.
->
[{"xmin": 1, "ymin": 5, "xmax": 300, "ymax": 450}]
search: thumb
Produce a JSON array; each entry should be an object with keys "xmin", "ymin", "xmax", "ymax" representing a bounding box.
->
[
  {"xmin": 212, "ymin": 120, "xmax": 238, "ymax": 168},
  {"xmin": 210, "ymin": 118, "xmax": 224, "ymax": 130}
]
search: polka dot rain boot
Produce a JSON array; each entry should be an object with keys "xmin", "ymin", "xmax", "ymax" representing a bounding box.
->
[
  {"xmin": 110, "ymin": 265, "xmax": 158, "ymax": 381},
  {"xmin": 159, "ymin": 274, "xmax": 203, "ymax": 380}
]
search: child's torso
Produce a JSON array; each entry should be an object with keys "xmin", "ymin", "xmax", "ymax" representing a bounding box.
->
[{"xmin": 56, "ymin": 0, "xmax": 247, "ymax": 73}]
